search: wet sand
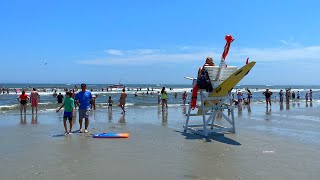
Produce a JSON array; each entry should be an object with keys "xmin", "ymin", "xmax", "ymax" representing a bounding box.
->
[{"xmin": 0, "ymin": 102, "xmax": 320, "ymax": 180}]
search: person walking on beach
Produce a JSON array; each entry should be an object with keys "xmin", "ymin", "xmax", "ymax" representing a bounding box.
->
[
  {"xmin": 30, "ymin": 88, "xmax": 40, "ymax": 114},
  {"xmin": 108, "ymin": 96, "xmax": 113, "ymax": 110},
  {"xmin": 305, "ymin": 92, "xmax": 309, "ymax": 102},
  {"xmin": 118, "ymin": 88, "xmax": 127, "ymax": 114},
  {"xmin": 263, "ymin": 88, "xmax": 273, "ymax": 108},
  {"xmin": 75, "ymin": 83, "xmax": 92, "ymax": 133},
  {"xmin": 56, "ymin": 91, "xmax": 74, "ymax": 135},
  {"xmin": 17, "ymin": 90, "xmax": 29, "ymax": 115},
  {"xmin": 297, "ymin": 91, "xmax": 300, "ymax": 99},
  {"xmin": 161, "ymin": 86, "xmax": 168, "ymax": 110},
  {"xmin": 182, "ymin": 91, "xmax": 187, "ymax": 105},
  {"xmin": 309, "ymin": 89, "xmax": 313, "ymax": 102}
]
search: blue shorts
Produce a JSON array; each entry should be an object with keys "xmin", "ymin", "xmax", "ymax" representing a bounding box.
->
[{"xmin": 63, "ymin": 112, "xmax": 73, "ymax": 120}]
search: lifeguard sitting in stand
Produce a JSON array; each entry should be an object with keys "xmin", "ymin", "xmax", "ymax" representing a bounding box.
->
[{"xmin": 191, "ymin": 57, "xmax": 215, "ymax": 109}]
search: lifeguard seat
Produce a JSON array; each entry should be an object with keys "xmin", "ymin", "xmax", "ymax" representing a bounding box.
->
[
  {"xmin": 184, "ymin": 65, "xmax": 238, "ymax": 136},
  {"xmin": 205, "ymin": 65, "xmax": 238, "ymax": 86}
]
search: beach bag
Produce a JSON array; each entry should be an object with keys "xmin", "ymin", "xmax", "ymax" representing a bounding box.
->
[{"xmin": 197, "ymin": 66, "xmax": 213, "ymax": 92}]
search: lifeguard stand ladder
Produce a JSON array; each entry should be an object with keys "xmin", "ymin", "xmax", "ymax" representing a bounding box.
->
[{"xmin": 184, "ymin": 66, "xmax": 237, "ymax": 136}]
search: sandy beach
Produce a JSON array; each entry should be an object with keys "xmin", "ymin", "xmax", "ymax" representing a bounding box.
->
[{"xmin": 0, "ymin": 102, "xmax": 320, "ymax": 180}]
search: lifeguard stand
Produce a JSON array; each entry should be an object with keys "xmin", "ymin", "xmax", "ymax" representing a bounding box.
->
[{"xmin": 184, "ymin": 65, "xmax": 238, "ymax": 136}]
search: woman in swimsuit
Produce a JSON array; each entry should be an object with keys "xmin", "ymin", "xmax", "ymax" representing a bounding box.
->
[
  {"xmin": 18, "ymin": 90, "xmax": 29, "ymax": 115},
  {"xmin": 161, "ymin": 86, "xmax": 168, "ymax": 110}
]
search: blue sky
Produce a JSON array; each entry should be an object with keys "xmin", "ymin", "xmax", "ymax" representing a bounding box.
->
[{"xmin": 1, "ymin": 0, "xmax": 320, "ymax": 85}]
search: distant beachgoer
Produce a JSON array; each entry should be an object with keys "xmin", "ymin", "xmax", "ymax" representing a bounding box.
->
[
  {"xmin": 17, "ymin": 90, "xmax": 29, "ymax": 115},
  {"xmin": 305, "ymin": 92, "xmax": 309, "ymax": 102},
  {"xmin": 118, "ymin": 88, "xmax": 127, "ymax": 114},
  {"xmin": 247, "ymin": 90, "xmax": 252, "ymax": 104},
  {"xmin": 57, "ymin": 93, "xmax": 64, "ymax": 103},
  {"xmin": 108, "ymin": 96, "xmax": 113, "ymax": 110},
  {"xmin": 53, "ymin": 90, "xmax": 58, "ymax": 98},
  {"xmin": 157, "ymin": 91, "xmax": 161, "ymax": 104},
  {"xmin": 263, "ymin": 88, "xmax": 273, "ymax": 108},
  {"xmin": 232, "ymin": 99, "xmax": 239, "ymax": 106},
  {"xmin": 56, "ymin": 91, "xmax": 74, "ymax": 135},
  {"xmin": 71, "ymin": 89, "xmax": 77, "ymax": 109},
  {"xmin": 174, "ymin": 92, "xmax": 178, "ymax": 99},
  {"xmin": 182, "ymin": 91, "xmax": 187, "ymax": 105},
  {"xmin": 285, "ymin": 90, "xmax": 290, "ymax": 103},
  {"xmin": 279, "ymin": 89, "xmax": 284, "ymax": 103},
  {"xmin": 292, "ymin": 91, "xmax": 296, "ymax": 99},
  {"xmin": 297, "ymin": 91, "xmax": 300, "ymax": 99},
  {"xmin": 243, "ymin": 98, "xmax": 249, "ymax": 105},
  {"xmin": 161, "ymin": 86, "xmax": 168, "ymax": 110},
  {"xmin": 237, "ymin": 90, "xmax": 243, "ymax": 104},
  {"xmin": 134, "ymin": 92, "xmax": 138, "ymax": 97},
  {"xmin": 91, "ymin": 94, "xmax": 97, "ymax": 110},
  {"xmin": 75, "ymin": 83, "xmax": 92, "ymax": 133},
  {"xmin": 309, "ymin": 89, "xmax": 313, "ymax": 102},
  {"xmin": 30, "ymin": 88, "xmax": 40, "ymax": 114}
]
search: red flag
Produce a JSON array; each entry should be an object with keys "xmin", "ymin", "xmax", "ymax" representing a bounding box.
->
[
  {"xmin": 246, "ymin": 57, "xmax": 249, "ymax": 64},
  {"xmin": 221, "ymin": 35, "xmax": 234, "ymax": 60}
]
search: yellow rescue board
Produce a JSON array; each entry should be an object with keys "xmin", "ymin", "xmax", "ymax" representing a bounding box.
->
[{"xmin": 197, "ymin": 61, "xmax": 256, "ymax": 115}]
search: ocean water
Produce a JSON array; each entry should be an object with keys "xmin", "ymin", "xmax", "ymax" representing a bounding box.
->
[{"xmin": 1, "ymin": 83, "xmax": 320, "ymax": 112}]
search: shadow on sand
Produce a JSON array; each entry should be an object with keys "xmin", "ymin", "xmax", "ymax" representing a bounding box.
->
[{"xmin": 175, "ymin": 130, "xmax": 241, "ymax": 145}]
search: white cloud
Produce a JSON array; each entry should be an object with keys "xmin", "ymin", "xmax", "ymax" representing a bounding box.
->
[
  {"xmin": 130, "ymin": 49, "xmax": 161, "ymax": 55},
  {"xmin": 79, "ymin": 45, "xmax": 320, "ymax": 66},
  {"xmin": 104, "ymin": 49, "xmax": 124, "ymax": 56}
]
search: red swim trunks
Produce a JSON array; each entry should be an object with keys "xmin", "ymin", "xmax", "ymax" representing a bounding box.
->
[{"xmin": 31, "ymin": 99, "xmax": 38, "ymax": 107}]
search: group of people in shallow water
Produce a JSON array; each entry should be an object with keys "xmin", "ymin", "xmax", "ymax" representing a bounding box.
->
[{"xmin": 261, "ymin": 88, "xmax": 313, "ymax": 109}]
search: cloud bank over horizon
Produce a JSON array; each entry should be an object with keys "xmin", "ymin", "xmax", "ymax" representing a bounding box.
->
[{"xmin": 77, "ymin": 43, "xmax": 320, "ymax": 66}]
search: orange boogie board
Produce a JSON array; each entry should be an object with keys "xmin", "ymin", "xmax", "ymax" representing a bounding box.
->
[
  {"xmin": 92, "ymin": 133, "xmax": 129, "ymax": 138},
  {"xmin": 197, "ymin": 61, "xmax": 256, "ymax": 115}
]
